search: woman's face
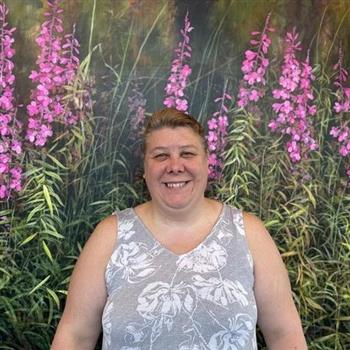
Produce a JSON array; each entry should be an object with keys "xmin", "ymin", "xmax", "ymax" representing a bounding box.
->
[{"xmin": 144, "ymin": 127, "xmax": 208, "ymax": 213}]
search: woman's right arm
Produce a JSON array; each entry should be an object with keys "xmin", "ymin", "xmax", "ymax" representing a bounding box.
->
[{"xmin": 51, "ymin": 215, "xmax": 118, "ymax": 350}]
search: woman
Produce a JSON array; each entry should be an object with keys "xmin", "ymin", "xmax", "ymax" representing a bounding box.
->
[{"xmin": 51, "ymin": 108, "xmax": 308, "ymax": 349}]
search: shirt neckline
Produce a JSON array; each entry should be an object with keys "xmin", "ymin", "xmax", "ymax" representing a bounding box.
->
[{"xmin": 131, "ymin": 203, "xmax": 226, "ymax": 257}]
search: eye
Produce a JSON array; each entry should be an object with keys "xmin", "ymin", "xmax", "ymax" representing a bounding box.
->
[
  {"xmin": 153, "ymin": 153, "xmax": 168, "ymax": 161},
  {"xmin": 181, "ymin": 151, "xmax": 196, "ymax": 158}
]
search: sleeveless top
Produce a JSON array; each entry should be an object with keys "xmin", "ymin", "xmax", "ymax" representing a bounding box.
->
[{"xmin": 102, "ymin": 204, "xmax": 258, "ymax": 350}]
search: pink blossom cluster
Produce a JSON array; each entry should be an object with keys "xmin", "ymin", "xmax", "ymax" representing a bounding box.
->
[
  {"xmin": 333, "ymin": 48, "xmax": 350, "ymax": 114},
  {"xmin": 206, "ymin": 84, "xmax": 232, "ymax": 180},
  {"xmin": 330, "ymin": 48, "xmax": 350, "ymax": 178},
  {"xmin": 237, "ymin": 13, "xmax": 274, "ymax": 108},
  {"xmin": 26, "ymin": 0, "xmax": 80, "ymax": 147},
  {"xmin": 163, "ymin": 11, "xmax": 193, "ymax": 112},
  {"xmin": 128, "ymin": 81, "xmax": 147, "ymax": 140},
  {"xmin": 269, "ymin": 29, "xmax": 318, "ymax": 163},
  {"xmin": 0, "ymin": 3, "xmax": 22, "ymax": 199},
  {"xmin": 330, "ymin": 126, "xmax": 350, "ymax": 159}
]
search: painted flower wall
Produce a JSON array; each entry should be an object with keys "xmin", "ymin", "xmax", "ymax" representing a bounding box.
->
[{"xmin": 1, "ymin": 0, "xmax": 350, "ymax": 349}]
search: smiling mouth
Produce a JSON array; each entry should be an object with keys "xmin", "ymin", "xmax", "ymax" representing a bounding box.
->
[{"xmin": 164, "ymin": 181, "xmax": 190, "ymax": 188}]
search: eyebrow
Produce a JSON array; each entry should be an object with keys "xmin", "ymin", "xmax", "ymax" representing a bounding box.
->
[{"xmin": 150, "ymin": 145, "xmax": 198, "ymax": 152}]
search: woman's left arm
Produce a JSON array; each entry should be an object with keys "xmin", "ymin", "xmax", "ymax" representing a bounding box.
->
[{"xmin": 243, "ymin": 212, "xmax": 308, "ymax": 350}]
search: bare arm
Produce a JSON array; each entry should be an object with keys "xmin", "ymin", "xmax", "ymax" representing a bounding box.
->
[
  {"xmin": 51, "ymin": 215, "xmax": 117, "ymax": 350},
  {"xmin": 243, "ymin": 212, "xmax": 308, "ymax": 350}
]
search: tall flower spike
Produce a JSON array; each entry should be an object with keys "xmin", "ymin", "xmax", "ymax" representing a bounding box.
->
[
  {"xmin": 330, "ymin": 48, "xmax": 350, "ymax": 180},
  {"xmin": 0, "ymin": 3, "xmax": 23, "ymax": 199},
  {"xmin": 60, "ymin": 23, "xmax": 82, "ymax": 125},
  {"xmin": 128, "ymin": 79, "xmax": 147, "ymax": 141},
  {"xmin": 237, "ymin": 13, "xmax": 274, "ymax": 109},
  {"xmin": 26, "ymin": 0, "xmax": 81, "ymax": 146},
  {"xmin": 269, "ymin": 29, "xmax": 318, "ymax": 164},
  {"xmin": 333, "ymin": 48, "xmax": 350, "ymax": 114},
  {"xmin": 163, "ymin": 11, "xmax": 193, "ymax": 112},
  {"xmin": 206, "ymin": 81, "xmax": 232, "ymax": 180}
]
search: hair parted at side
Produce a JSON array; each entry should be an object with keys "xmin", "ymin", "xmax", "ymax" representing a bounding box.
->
[{"xmin": 143, "ymin": 108, "xmax": 206, "ymax": 152}]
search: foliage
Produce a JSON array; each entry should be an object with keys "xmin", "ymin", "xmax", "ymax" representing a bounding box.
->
[{"xmin": 1, "ymin": 1, "xmax": 350, "ymax": 350}]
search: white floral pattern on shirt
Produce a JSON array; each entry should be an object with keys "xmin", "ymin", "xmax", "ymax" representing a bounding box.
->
[
  {"xmin": 176, "ymin": 240, "xmax": 227, "ymax": 273},
  {"xmin": 137, "ymin": 281, "xmax": 197, "ymax": 320},
  {"xmin": 110, "ymin": 242, "xmax": 157, "ymax": 283},
  {"xmin": 192, "ymin": 275, "xmax": 249, "ymax": 307},
  {"xmin": 119, "ymin": 219, "xmax": 137, "ymax": 240},
  {"xmin": 208, "ymin": 314, "xmax": 255, "ymax": 350}
]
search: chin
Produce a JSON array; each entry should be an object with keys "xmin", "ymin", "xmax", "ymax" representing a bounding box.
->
[{"xmin": 165, "ymin": 203, "xmax": 189, "ymax": 210}]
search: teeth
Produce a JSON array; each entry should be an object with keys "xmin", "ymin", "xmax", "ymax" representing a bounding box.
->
[{"xmin": 166, "ymin": 181, "xmax": 187, "ymax": 188}]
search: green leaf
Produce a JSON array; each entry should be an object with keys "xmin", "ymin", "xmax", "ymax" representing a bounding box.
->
[
  {"xmin": 46, "ymin": 288, "xmax": 60, "ymax": 308},
  {"xmin": 56, "ymin": 289, "xmax": 68, "ymax": 296},
  {"xmin": 19, "ymin": 233, "xmax": 38, "ymax": 246},
  {"xmin": 44, "ymin": 170, "xmax": 64, "ymax": 182},
  {"xmin": 29, "ymin": 275, "xmax": 51, "ymax": 295},
  {"xmin": 42, "ymin": 240, "xmax": 54, "ymax": 263},
  {"xmin": 44, "ymin": 229, "xmax": 65, "ymax": 240},
  {"xmin": 264, "ymin": 219, "xmax": 280, "ymax": 229},
  {"xmin": 26, "ymin": 204, "xmax": 45, "ymax": 223},
  {"xmin": 42, "ymin": 184, "xmax": 54, "ymax": 217},
  {"xmin": 302, "ymin": 184, "xmax": 316, "ymax": 208},
  {"xmin": 46, "ymin": 153, "xmax": 68, "ymax": 170}
]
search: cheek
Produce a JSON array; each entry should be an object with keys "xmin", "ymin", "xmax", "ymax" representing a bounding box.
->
[{"xmin": 143, "ymin": 161, "xmax": 162, "ymax": 181}]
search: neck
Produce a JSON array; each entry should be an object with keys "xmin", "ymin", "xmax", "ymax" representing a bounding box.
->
[{"xmin": 148, "ymin": 198, "xmax": 211, "ymax": 226}]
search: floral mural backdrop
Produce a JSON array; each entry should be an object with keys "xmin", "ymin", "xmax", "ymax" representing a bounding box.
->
[{"xmin": 1, "ymin": 0, "xmax": 350, "ymax": 348}]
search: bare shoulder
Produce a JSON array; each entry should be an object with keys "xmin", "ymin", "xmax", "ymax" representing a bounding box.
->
[
  {"xmin": 70, "ymin": 213, "xmax": 118, "ymax": 286},
  {"xmin": 242, "ymin": 211, "xmax": 269, "ymax": 237},
  {"xmin": 242, "ymin": 211, "xmax": 289, "ymax": 298},
  {"xmin": 67, "ymin": 213, "xmax": 119, "ymax": 301},
  {"xmin": 242, "ymin": 211, "xmax": 279, "ymax": 260},
  {"xmin": 81, "ymin": 214, "xmax": 118, "ymax": 263},
  {"xmin": 93, "ymin": 213, "xmax": 118, "ymax": 236}
]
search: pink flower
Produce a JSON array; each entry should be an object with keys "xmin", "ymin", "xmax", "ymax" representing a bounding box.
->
[
  {"xmin": 330, "ymin": 48, "xmax": 350, "ymax": 180},
  {"xmin": 27, "ymin": 101, "xmax": 39, "ymax": 116},
  {"xmin": 339, "ymin": 146, "xmax": 349, "ymax": 157},
  {"xmin": 164, "ymin": 97, "xmax": 175, "ymax": 108},
  {"xmin": 181, "ymin": 64, "xmax": 191, "ymax": 77},
  {"xmin": 208, "ymin": 118, "xmax": 218, "ymax": 130},
  {"xmin": 26, "ymin": 2, "xmax": 82, "ymax": 147},
  {"xmin": 175, "ymin": 98, "xmax": 188, "ymax": 111},
  {"xmin": 245, "ymin": 50, "xmax": 257, "ymax": 60},
  {"xmin": 0, "ymin": 3, "xmax": 23, "ymax": 199},
  {"xmin": 249, "ymin": 89, "xmax": 260, "ymax": 101},
  {"xmin": 334, "ymin": 102, "xmax": 343, "ymax": 113},
  {"xmin": 237, "ymin": 13, "xmax": 274, "ymax": 108},
  {"xmin": 206, "ymin": 82, "xmax": 231, "ymax": 180},
  {"xmin": 269, "ymin": 30, "xmax": 318, "ymax": 163},
  {"xmin": 11, "ymin": 140, "xmax": 22, "ymax": 154},
  {"xmin": 163, "ymin": 12, "xmax": 193, "ymax": 112},
  {"xmin": 330, "ymin": 127, "xmax": 340, "ymax": 138}
]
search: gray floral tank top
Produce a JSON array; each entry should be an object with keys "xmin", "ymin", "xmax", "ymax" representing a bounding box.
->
[{"xmin": 102, "ymin": 205, "xmax": 257, "ymax": 350}]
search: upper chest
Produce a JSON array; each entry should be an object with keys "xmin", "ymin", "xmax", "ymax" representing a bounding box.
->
[{"xmin": 134, "ymin": 204, "xmax": 223, "ymax": 255}]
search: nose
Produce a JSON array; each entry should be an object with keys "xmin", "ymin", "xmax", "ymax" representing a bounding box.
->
[{"xmin": 166, "ymin": 155, "xmax": 184, "ymax": 173}]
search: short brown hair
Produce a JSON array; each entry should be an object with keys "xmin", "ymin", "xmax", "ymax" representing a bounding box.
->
[{"xmin": 143, "ymin": 108, "xmax": 206, "ymax": 152}]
